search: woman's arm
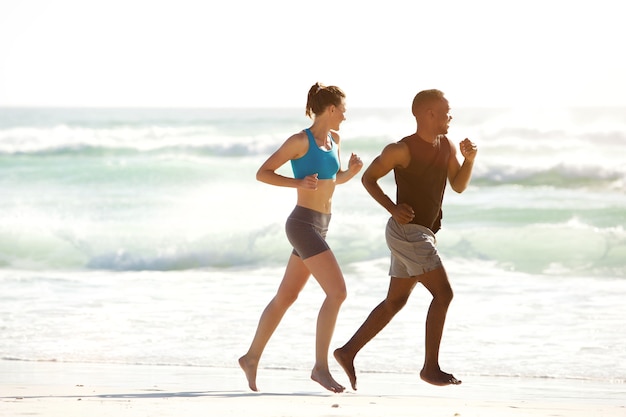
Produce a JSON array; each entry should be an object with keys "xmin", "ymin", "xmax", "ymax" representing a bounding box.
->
[
  {"xmin": 334, "ymin": 132, "xmax": 363, "ymax": 185},
  {"xmin": 256, "ymin": 132, "xmax": 319, "ymax": 190}
]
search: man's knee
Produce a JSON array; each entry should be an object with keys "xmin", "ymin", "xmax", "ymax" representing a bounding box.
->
[
  {"xmin": 385, "ymin": 294, "xmax": 410, "ymax": 312},
  {"xmin": 436, "ymin": 286, "xmax": 454, "ymax": 305}
]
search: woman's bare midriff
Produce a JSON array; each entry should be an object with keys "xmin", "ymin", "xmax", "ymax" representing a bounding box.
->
[{"xmin": 295, "ymin": 179, "xmax": 336, "ymax": 214}]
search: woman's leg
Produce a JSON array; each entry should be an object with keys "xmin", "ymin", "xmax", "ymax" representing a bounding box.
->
[
  {"xmin": 239, "ymin": 253, "xmax": 311, "ymax": 391},
  {"xmin": 302, "ymin": 249, "xmax": 347, "ymax": 393}
]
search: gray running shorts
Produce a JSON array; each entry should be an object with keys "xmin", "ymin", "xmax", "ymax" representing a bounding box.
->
[
  {"xmin": 285, "ymin": 206, "xmax": 331, "ymax": 260},
  {"xmin": 385, "ymin": 217, "xmax": 443, "ymax": 278}
]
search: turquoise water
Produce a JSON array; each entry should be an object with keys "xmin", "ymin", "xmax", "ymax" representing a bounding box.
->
[
  {"xmin": 1, "ymin": 107, "xmax": 624, "ymax": 274},
  {"xmin": 0, "ymin": 107, "xmax": 624, "ymax": 384}
]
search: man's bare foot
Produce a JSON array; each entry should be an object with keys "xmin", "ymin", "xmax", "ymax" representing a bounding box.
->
[
  {"xmin": 311, "ymin": 367, "xmax": 345, "ymax": 393},
  {"xmin": 420, "ymin": 368, "xmax": 462, "ymax": 386},
  {"xmin": 333, "ymin": 347, "xmax": 357, "ymax": 391},
  {"xmin": 238, "ymin": 355, "xmax": 259, "ymax": 392}
]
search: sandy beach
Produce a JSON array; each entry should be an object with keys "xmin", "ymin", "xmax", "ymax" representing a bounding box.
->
[{"xmin": 2, "ymin": 360, "xmax": 623, "ymax": 417}]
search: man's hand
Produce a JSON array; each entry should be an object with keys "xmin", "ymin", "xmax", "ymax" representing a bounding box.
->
[
  {"xmin": 459, "ymin": 138, "xmax": 477, "ymax": 162},
  {"xmin": 391, "ymin": 203, "xmax": 415, "ymax": 224}
]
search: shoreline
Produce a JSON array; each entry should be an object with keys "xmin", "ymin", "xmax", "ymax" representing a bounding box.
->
[{"xmin": 2, "ymin": 360, "xmax": 624, "ymax": 417}]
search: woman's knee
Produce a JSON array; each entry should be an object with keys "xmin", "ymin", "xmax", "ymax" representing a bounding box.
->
[
  {"xmin": 327, "ymin": 283, "xmax": 347, "ymax": 304},
  {"xmin": 274, "ymin": 290, "xmax": 299, "ymax": 307},
  {"xmin": 337, "ymin": 286, "xmax": 348, "ymax": 303}
]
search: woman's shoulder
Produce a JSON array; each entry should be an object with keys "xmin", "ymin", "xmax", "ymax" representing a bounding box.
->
[
  {"xmin": 285, "ymin": 129, "xmax": 309, "ymax": 144},
  {"xmin": 280, "ymin": 130, "xmax": 310, "ymax": 159}
]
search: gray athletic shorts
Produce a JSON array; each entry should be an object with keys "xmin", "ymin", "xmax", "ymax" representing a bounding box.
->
[
  {"xmin": 285, "ymin": 206, "xmax": 331, "ymax": 259},
  {"xmin": 385, "ymin": 217, "xmax": 443, "ymax": 278}
]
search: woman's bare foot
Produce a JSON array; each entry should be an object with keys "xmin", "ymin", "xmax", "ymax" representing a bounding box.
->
[
  {"xmin": 333, "ymin": 347, "xmax": 357, "ymax": 390},
  {"xmin": 238, "ymin": 355, "xmax": 259, "ymax": 392},
  {"xmin": 311, "ymin": 366, "xmax": 345, "ymax": 393},
  {"xmin": 420, "ymin": 367, "xmax": 462, "ymax": 386}
]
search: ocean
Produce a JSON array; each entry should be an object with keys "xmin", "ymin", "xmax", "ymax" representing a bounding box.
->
[{"xmin": 0, "ymin": 106, "xmax": 625, "ymax": 388}]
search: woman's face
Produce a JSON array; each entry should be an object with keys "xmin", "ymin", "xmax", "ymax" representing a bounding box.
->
[{"xmin": 330, "ymin": 99, "xmax": 346, "ymax": 131}]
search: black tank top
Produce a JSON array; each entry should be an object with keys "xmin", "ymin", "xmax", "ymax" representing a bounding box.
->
[{"xmin": 394, "ymin": 134, "xmax": 450, "ymax": 233}]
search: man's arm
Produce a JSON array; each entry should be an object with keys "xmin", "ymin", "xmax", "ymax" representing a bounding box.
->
[
  {"xmin": 362, "ymin": 142, "xmax": 415, "ymax": 224},
  {"xmin": 447, "ymin": 137, "xmax": 477, "ymax": 193}
]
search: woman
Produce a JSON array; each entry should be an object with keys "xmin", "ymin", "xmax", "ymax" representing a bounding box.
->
[{"xmin": 239, "ymin": 82, "xmax": 362, "ymax": 393}]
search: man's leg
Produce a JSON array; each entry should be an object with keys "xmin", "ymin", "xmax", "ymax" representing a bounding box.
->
[
  {"xmin": 334, "ymin": 276, "xmax": 419, "ymax": 390},
  {"xmin": 417, "ymin": 265, "xmax": 461, "ymax": 385}
]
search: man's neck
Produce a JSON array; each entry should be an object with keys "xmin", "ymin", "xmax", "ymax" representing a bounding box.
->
[{"xmin": 415, "ymin": 129, "xmax": 438, "ymax": 144}]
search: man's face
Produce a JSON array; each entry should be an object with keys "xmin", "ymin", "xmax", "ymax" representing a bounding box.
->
[{"xmin": 432, "ymin": 98, "xmax": 452, "ymax": 135}]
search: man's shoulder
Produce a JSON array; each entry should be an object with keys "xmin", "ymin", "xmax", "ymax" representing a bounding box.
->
[
  {"xmin": 380, "ymin": 140, "xmax": 411, "ymax": 168},
  {"xmin": 384, "ymin": 139, "xmax": 410, "ymax": 153}
]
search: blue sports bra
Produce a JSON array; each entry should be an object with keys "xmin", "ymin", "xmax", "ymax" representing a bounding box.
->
[{"xmin": 291, "ymin": 128, "xmax": 340, "ymax": 180}]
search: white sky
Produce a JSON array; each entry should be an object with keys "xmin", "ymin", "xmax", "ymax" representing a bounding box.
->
[{"xmin": 0, "ymin": 0, "xmax": 624, "ymax": 108}]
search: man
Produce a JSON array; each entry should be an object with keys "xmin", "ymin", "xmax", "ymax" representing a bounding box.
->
[{"xmin": 334, "ymin": 89, "xmax": 477, "ymax": 390}]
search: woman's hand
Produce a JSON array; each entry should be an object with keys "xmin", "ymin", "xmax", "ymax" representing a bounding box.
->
[
  {"xmin": 299, "ymin": 173, "xmax": 319, "ymax": 190},
  {"xmin": 348, "ymin": 153, "xmax": 363, "ymax": 175}
]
